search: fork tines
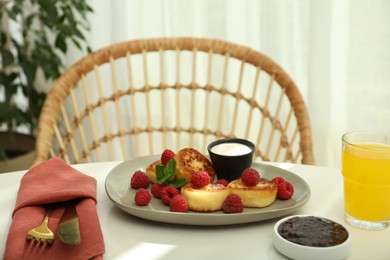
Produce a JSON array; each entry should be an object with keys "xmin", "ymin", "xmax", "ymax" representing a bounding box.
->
[{"xmin": 26, "ymin": 208, "xmax": 55, "ymax": 244}]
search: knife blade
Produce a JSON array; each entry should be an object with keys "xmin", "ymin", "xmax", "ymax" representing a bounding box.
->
[{"xmin": 58, "ymin": 202, "xmax": 81, "ymax": 245}]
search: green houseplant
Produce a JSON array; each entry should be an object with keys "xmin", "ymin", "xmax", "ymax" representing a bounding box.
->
[{"xmin": 0, "ymin": 0, "xmax": 93, "ymax": 170}]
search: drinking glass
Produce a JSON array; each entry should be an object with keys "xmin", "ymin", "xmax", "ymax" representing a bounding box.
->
[{"xmin": 341, "ymin": 131, "xmax": 390, "ymax": 230}]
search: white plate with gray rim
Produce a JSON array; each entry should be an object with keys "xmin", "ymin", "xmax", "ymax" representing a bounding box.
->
[{"xmin": 105, "ymin": 155, "xmax": 311, "ymax": 225}]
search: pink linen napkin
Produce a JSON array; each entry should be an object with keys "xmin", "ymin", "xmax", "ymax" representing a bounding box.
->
[{"xmin": 3, "ymin": 157, "xmax": 105, "ymax": 260}]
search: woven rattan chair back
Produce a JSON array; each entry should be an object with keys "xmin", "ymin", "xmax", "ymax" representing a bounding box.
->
[{"xmin": 34, "ymin": 38, "xmax": 315, "ymax": 165}]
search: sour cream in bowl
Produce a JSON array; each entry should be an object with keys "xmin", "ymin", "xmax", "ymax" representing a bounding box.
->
[
  {"xmin": 207, "ymin": 138, "xmax": 255, "ymax": 182},
  {"xmin": 210, "ymin": 142, "xmax": 252, "ymax": 156}
]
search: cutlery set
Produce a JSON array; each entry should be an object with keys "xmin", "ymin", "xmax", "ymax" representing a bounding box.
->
[{"xmin": 26, "ymin": 202, "xmax": 80, "ymax": 246}]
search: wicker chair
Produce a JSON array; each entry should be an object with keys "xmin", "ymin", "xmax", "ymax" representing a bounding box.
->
[{"xmin": 33, "ymin": 37, "xmax": 315, "ymax": 166}]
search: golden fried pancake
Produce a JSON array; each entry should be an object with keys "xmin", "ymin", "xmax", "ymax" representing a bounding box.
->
[
  {"xmin": 227, "ymin": 178, "xmax": 277, "ymax": 208},
  {"xmin": 181, "ymin": 183, "xmax": 229, "ymax": 212},
  {"xmin": 174, "ymin": 148, "xmax": 216, "ymax": 183},
  {"xmin": 145, "ymin": 159, "xmax": 161, "ymax": 183}
]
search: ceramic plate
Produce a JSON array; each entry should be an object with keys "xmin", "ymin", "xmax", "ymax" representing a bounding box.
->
[{"xmin": 105, "ymin": 155, "xmax": 311, "ymax": 225}]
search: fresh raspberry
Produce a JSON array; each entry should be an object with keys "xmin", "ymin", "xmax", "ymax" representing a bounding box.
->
[
  {"xmin": 191, "ymin": 171, "xmax": 210, "ymax": 188},
  {"xmin": 130, "ymin": 170, "xmax": 150, "ymax": 189},
  {"xmin": 241, "ymin": 168, "xmax": 260, "ymax": 187},
  {"xmin": 223, "ymin": 194, "xmax": 244, "ymax": 213},
  {"xmin": 215, "ymin": 179, "xmax": 229, "ymax": 187},
  {"xmin": 272, "ymin": 176, "xmax": 286, "ymax": 186},
  {"xmin": 151, "ymin": 183, "xmax": 166, "ymax": 198},
  {"xmin": 134, "ymin": 188, "xmax": 152, "ymax": 206},
  {"xmin": 276, "ymin": 181, "xmax": 294, "ymax": 200},
  {"xmin": 161, "ymin": 186, "xmax": 180, "ymax": 205},
  {"xmin": 169, "ymin": 195, "xmax": 190, "ymax": 213},
  {"xmin": 161, "ymin": 149, "xmax": 176, "ymax": 165}
]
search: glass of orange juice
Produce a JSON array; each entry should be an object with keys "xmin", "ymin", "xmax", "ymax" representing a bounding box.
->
[{"xmin": 341, "ymin": 131, "xmax": 390, "ymax": 230}]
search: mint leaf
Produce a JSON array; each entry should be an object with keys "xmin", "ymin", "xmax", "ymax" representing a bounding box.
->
[
  {"xmin": 171, "ymin": 178, "xmax": 186, "ymax": 188},
  {"xmin": 154, "ymin": 158, "xmax": 185, "ymax": 188},
  {"xmin": 165, "ymin": 158, "xmax": 176, "ymax": 181},
  {"xmin": 156, "ymin": 164, "xmax": 172, "ymax": 184},
  {"xmin": 156, "ymin": 164, "xmax": 165, "ymax": 181}
]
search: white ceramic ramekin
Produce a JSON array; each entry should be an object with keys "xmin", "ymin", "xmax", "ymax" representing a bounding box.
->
[{"xmin": 273, "ymin": 215, "xmax": 352, "ymax": 260}]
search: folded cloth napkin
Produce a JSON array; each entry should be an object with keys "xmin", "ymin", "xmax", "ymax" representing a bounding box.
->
[{"xmin": 4, "ymin": 157, "xmax": 105, "ymax": 260}]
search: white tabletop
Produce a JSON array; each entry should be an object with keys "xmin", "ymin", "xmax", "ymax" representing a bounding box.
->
[{"xmin": 1, "ymin": 161, "xmax": 389, "ymax": 260}]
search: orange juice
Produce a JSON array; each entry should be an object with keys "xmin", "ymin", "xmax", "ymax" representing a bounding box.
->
[{"xmin": 342, "ymin": 142, "xmax": 390, "ymax": 221}]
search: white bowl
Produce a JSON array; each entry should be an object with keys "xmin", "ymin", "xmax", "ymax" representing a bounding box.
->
[{"xmin": 273, "ymin": 215, "xmax": 352, "ymax": 260}]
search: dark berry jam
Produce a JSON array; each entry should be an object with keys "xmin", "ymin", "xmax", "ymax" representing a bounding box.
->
[{"xmin": 277, "ymin": 216, "xmax": 349, "ymax": 247}]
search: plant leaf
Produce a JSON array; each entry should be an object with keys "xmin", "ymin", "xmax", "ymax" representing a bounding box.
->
[
  {"xmin": 156, "ymin": 165, "xmax": 166, "ymax": 184},
  {"xmin": 55, "ymin": 34, "xmax": 67, "ymax": 53},
  {"xmin": 154, "ymin": 158, "xmax": 185, "ymax": 188},
  {"xmin": 158, "ymin": 170, "xmax": 171, "ymax": 184},
  {"xmin": 165, "ymin": 158, "xmax": 177, "ymax": 181},
  {"xmin": 171, "ymin": 178, "xmax": 186, "ymax": 188},
  {"xmin": 20, "ymin": 60, "xmax": 37, "ymax": 86},
  {"xmin": 2, "ymin": 50, "xmax": 14, "ymax": 67},
  {"xmin": 156, "ymin": 164, "xmax": 173, "ymax": 184}
]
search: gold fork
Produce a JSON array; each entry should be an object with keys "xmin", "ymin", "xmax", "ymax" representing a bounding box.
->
[{"xmin": 26, "ymin": 208, "xmax": 55, "ymax": 244}]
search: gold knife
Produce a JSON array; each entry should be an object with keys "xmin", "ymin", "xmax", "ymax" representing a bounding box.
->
[{"xmin": 58, "ymin": 202, "xmax": 81, "ymax": 245}]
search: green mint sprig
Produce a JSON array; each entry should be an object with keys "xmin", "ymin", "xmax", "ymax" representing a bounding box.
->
[{"xmin": 155, "ymin": 158, "xmax": 186, "ymax": 188}]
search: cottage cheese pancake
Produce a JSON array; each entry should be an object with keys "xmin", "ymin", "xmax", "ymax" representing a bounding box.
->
[
  {"xmin": 181, "ymin": 183, "xmax": 229, "ymax": 212},
  {"xmin": 228, "ymin": 178, "xmax": 277, "ymax": 208}
]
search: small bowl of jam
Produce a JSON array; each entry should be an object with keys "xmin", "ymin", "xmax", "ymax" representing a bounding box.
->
[{"xmin": 273, "ymin": 215, "xmax": 351, "ymax": 260}]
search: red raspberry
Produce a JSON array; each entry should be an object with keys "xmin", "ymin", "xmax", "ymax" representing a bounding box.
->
[
  {"xmin": 134, "ymin": 188, "xmax": 152, "ymax": 206},
  {"xmin": 272, "ymin": 176, "xmax": 285, "ymax": 186},
  {"xmin": 223, "ymin": 194, "xmax": 244, "ymax": 213},
  {"xmin": 191, "ymin": 171, "xmax": 210, "ymax": 188},
  {"xmin": 151, "ymin": 183, "xmax": 166, "ymax": 198},
  {"xmin": 276, "ymin": 181, "xmax": 294, "ymax": 200},
  {"xmin": 130, "ymin": 170, "xmax": 150, "ymax": 189},
  {"xmin": 215, "ymin": 179, "xmax": 229, "ymax": 187},
  {"xmin": 161, "ymin": 186, "xmax": 180, "ymax": 205},
  {"xmin": 241, "ymin": 168, "xmax": 260, "ymax": 187},
  {"xmin": 161, "ymin": 149, "xmax": 175, "ymax": 165},
  {"xmin": 169, "ymin": 195, "xmax": 189, "ymax": 213}
]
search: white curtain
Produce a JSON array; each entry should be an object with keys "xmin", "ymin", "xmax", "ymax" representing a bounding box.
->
[{"xmin": 72, "ymin": 0, "xmax": 390, "ymax": 167}]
